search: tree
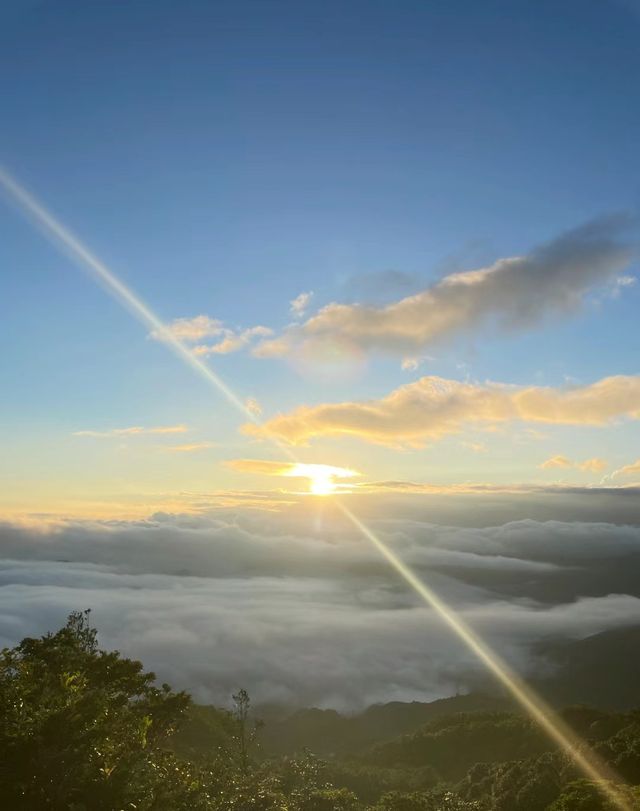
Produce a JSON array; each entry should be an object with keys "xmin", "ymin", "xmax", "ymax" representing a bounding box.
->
[
  {"xmin": 231, "ymin": 687, "xmax": 264, "ymax": 773},
  {"xmin": 0, "ymin": 610, "xmax": 197, "ymax": 810},
  {"xmin": 547, "ymin": 780, "xmax": 640, "ymax": 811},
  {"xmin": 372, "ymin": 790, "xmax": 483, "ymax": 810}
]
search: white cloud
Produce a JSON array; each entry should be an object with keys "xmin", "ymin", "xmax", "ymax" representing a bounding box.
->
[
  {"xmin": 150, "ymin": 315, "xmax": 224, "ymax": 342},
  {"xmin": 151, "ymin": 316, "xmax": 272, "ymax": 356},
  {"xmin": 193, "ymin": 325, "xmax": 273, "ymax": 356},
  {"xmin": 245, "ymin": 373, "xmax": 640, "ymax": 448},
  {"xmin": 254, "ymin": 217, "xmax": 635, "ymax": 358},
  {"xmin": 611, "ymin": 274, "xmax": 637, "ymax": 298},
  {"xmin": 290, "ymin": 291, "xmax": 313, "ymax": 319}
]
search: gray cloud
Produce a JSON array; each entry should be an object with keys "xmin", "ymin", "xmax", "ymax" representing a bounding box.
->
[{"xmin": 255, "ymin": 216, "xmax": 637, "ymax": 358}]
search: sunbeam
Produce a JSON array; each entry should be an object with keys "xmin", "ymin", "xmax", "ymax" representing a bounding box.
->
[
  {"xmin": 0, "ymin": 165, "xmax": 632, "ymax": 810},
  {"xmin": 0, "ymin": 166, "xmax": 267, "ymax": 433},
  {"xmin": 337, "ymin": 501, "xmax": 633, "ymax": 811}
]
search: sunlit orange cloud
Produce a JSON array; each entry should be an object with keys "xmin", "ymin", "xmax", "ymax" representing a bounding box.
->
[
  {"xmin": 539, "ymin": 455, "xmax": 608, "ymax": 472},
  {"xmin": 612, "ymin": 458, "xmax": 640, "ymax": 478},
  {"xmin": 243, "ymin": 374, "xmax": 640, "ymax": 448}
]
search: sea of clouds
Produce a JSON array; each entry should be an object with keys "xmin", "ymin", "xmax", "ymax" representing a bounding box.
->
[{"xmin": 1, "ymin": 492, "xmax": 640, "ymax": 710}]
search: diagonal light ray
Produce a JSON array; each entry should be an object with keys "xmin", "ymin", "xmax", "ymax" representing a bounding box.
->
[
  {"xmin": 0, "ymin": 165, "xmax": 632, "ymax": 810},
  {"xmin": 339, "ymin": 502, "xmax": 632, "ymax": 810},
  {"xmin": 0, "ymin": 166, "xmax": 270, "ymax": 434}
]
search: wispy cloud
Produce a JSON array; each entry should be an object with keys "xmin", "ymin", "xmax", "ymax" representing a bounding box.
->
[
  {"xmin": 73, "ymin": 425, "xmax": 188, "ymax": 438},
  {"xmin": 578, "ymin": 458, "xmax": 609, "ymax": 472},
  {"xmin": 165, "ymin": 442, "xmax": 215, "ymax": 453},
  {"xmin": 151, "ymin": 315, "xmax": 272, "ymax": 356},
  {"xmin": 539, "ymin": 455, "xmax": 573, "ymax": 469},
  {"xmin": 193, "ymin": 326, "xmax": 273, "ymax": 356},
  {"xmin": 610, "ymin": 274, "xmax": 637, "ymax": 298},
  {"xmin": 355, "ymin": 480, "xmax": 639, "ymax": 496},
  {"xmin": 245, "ymin": 397, "xmax": 262, "ymax": 416},
  {"xmin": 539, "ymin": 456, "xmax": 608, "ymax": 472},
  {"xmin": 612, "ymin": 458, "xmax": 640, "ymax": 478},
  {"xmin": 401, "ymin": 355, "xmax": 435, "ymax": 372},
  {"xmin": 290, "ymin": 291, "xmax": 313, "ymax": 319},
  {"xmin": 150, "ymin": 315, "xmax": 224, "ymax": 342},
  {"xmin": 244, "ymin": 373, "xmax": 640, "ymax": 447},
  {"xmin": 254, "ymin": 216, "xmax": 636, "ymax": 359}
]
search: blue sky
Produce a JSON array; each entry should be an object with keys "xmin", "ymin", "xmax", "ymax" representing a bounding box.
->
[{"xmin": 0, "ymin": 0, "xmax": 639, "ymax": 513}]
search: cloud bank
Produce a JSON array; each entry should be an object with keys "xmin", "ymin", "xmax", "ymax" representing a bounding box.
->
[{"xmin": 1, "ymin": 502, "xmax": 640, "ymax": 709}]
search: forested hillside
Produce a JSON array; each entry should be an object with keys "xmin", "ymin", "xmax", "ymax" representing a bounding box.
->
[{"xmin": 2, "ymin": 613, "xmax": 640, "ymax": 810}]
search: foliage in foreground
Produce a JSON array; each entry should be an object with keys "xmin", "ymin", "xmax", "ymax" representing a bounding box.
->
[{"xmin": 1, "ymin": 613, "xmax": 640, "ymax": 810}]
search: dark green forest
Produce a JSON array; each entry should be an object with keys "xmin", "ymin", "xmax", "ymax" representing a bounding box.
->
[{"xmin": 2, "ymin": 612, "xmax": 640, "ymax": 810}]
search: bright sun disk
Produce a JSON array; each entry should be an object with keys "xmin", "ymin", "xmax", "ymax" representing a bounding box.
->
[{"xmin": 285, "ymin": 463, "xmax": 359, "ymax": 495}]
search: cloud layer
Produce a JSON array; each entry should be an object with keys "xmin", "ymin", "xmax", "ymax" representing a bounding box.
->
[
  {"xmin": 1, "ymin": 500, "xmax": 640, "ymax": 709},
  {"xmin": 255, "ymin": 217, "xmax": 636, "ymax": 358},
  {"xmin": 244, "ymin": 373, "xmax": 640, "ymax": 447}
]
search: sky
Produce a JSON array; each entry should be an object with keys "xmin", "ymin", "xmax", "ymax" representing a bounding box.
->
[{"xmin": 0, "ymin": 0, "xmax": 639, "ymax": 706}]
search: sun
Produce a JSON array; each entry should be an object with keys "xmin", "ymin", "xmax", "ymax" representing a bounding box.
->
[
  {"xmin": 309, "ymin": 469, "xmax": 337, "ymax": 496},
  {"xmin": 285, "ymin": 463, "xmax": 359, "ymax": 496}
]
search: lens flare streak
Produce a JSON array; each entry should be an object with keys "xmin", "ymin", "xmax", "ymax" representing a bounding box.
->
[
  {"xmin": 0, "ymin": 167, "xmax": 269, "ymax": 435},
  {"xmin": 338, "ymin": 502, "xmax": 632, "ymax": 811},
  {"xmin": 0, "ymin": 166, "xmax": 632, "ymax": 811}
]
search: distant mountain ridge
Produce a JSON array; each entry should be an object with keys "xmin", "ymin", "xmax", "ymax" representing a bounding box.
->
[
  {"xmin": 259, "ymin": 692, "xmax": 515, "ymax": 756},
  {"xmin": 260, "ymin": 625, "xmax": 640, "ymax": 755},
  {"xmin": 535, "ymin": 624, "xmax": 640, "ymax": 709},
  {"xmin": 171, "ymin": 625, "xmax": 640, "ymax": 764}
]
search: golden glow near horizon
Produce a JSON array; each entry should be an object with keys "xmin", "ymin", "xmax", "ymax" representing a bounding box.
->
[
  {"xmin": 285, "ymin": 463, "xmax": 359, "ymax": 495},
  {"xmin": 0, "ymin": 167, "xmax": 632, "ymax": 811}
]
